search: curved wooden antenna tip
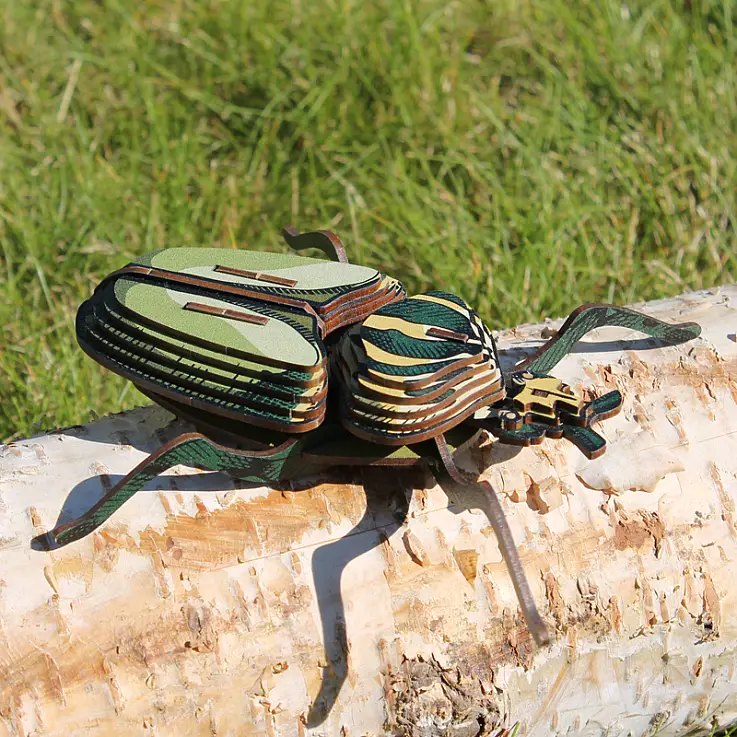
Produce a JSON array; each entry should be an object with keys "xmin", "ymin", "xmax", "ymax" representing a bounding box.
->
[{"xmin": 281, "ymin": 226, "xmax": 349, "ymax": 263}]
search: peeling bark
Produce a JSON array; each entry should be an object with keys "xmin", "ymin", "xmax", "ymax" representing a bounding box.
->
[{"xmin": 0, "ymin": 286, "xmax": 736, "ymax": 737}]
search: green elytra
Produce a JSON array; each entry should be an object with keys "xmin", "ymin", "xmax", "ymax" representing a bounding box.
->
[{"xmin": 47, "ymin": 226, "xmax": 702, "ymax": 649}]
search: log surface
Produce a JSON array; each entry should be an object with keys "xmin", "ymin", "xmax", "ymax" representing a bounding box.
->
[{"xmin": 1, "ymin": 286, "xmax": 736, "ymax": 737}]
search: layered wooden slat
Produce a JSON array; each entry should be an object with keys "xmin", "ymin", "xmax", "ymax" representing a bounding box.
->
[
  {"xmin": 104, "ymin": 248, "xmax": 405, "ymax": 334},
  {"xmin": 77, "ymin": 245, "xmax": 405, "ymax": 434},
  {"xmin": 336, "ymin": 292, "xmax": 506, "ymax": 444}
]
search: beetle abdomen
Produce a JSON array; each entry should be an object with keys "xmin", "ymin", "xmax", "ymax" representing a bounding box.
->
[{"xmin": 77, "ymin": 247, "xmax": 404, "ymax": 434}]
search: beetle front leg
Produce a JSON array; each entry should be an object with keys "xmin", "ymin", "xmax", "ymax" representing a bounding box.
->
[{"xmin": 514, "ymin": 303, "xmax": 701, "ymax": 376}]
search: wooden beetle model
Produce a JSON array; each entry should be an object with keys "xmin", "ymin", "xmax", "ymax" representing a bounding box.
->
[{"xmin": 48, "ymin": 227, "xmax": 701, "ymax": 647}]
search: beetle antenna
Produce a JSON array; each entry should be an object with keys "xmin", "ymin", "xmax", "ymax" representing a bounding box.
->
[
  {"xmin": 282, "ymin": 226, "xmax": 349, "ymax": 263},
  {"xmin": 435, "ymin": 434, "xmax": 551, "ymax": 647}
]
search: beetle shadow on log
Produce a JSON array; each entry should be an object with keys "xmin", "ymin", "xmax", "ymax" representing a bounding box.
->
[
  {"xmin": 303, "ymin": 444, "xmax": 525, "ymax": 727},
  {"xmin": 499, "ymin": 336, "xmax": 669, "ymax": 373},
  {"xmin": 30, "ymin": 442, "xmax": 523, "ymax": 728},
  {"xmin": 303, "ymin": 466, "xmax": 419, "ymax": 727},
  {"xmin": 32, "ymin": 461, "xmax": 420, "ymax": 726}
]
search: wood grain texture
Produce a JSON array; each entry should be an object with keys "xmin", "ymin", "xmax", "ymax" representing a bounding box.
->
[{"xmin": 1, "ymin": 285, "xmax": 736, "ymax": 737}]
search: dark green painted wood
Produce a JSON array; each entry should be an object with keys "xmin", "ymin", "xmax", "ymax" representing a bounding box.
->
[
  {"xmin": 281, "ymin": 226, "xmax": 349, "ymax": 263},
  {"xmin": 47, "ymin": 416, "xmax": 480, "ymax": 548},
  {"xmin": 51, "ymin": 433, "xmax": 316, "ymax": 546},
  {"xmin": 517, "ymin": 303, "xmax": 702, "ymax": 375},
  {"xmin": 337, "ymin": 292, "xmax": 505, "ymax": 444}
]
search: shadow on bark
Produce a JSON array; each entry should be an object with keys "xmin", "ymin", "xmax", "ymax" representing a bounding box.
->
[
  {"xmin": 305, "ymin": 445, "xmax": 523, "ymax": 727},
  {"xmin": 304, "ymin": 467, "xmax": 416, "ymax": 727},
  {"xmin": 30, "ymin": 441, "xmax": 524, "ymax": 728}
]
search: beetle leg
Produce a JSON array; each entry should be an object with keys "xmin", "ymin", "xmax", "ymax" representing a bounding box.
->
[
  {"xmin": 48, "ymin": 433, "xmax": 302, "ymax": 547},
  {"xmin": 512, "ymin": 303, "xmax": 701, "ymax": 376},
  {"xmin": 489, "ymin": 422, "xmax": 549, "ymax": 447},
  {"xmin": 434, "ymin": 435, "xmax": 551, "ymax": 647},
  {"xmin": 47, "ymin": 433, "xmax": 204, "ymax": 547}
]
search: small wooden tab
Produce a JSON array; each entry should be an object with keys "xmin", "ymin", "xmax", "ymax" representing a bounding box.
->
[
  {"xmin": 183, "ymin": 302, "xmax": 269, "ymax": 326},
  {"xmin": 214, "ymin": 264, "xmax": 298, "ymax": 287},
  {"xmin": 426, "ymin": 326, "xmax": 469, "ymax": 343}
]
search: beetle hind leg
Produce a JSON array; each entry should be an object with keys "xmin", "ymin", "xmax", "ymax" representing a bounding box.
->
[
  {"xmin": 46, "ymin": 433, "xmax": 216, "ymax": 547},
  {"xmin": 47, "ymin": 432, "xmax": 302, "ymax": 548}
]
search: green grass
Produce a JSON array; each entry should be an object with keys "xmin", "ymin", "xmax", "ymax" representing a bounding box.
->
[{"xmin": 1, "ymin": 0, "xmax": 735, "ymax": 442}]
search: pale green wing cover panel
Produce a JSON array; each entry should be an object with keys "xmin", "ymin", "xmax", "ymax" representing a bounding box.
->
[
  {"xmin": 137, "ymin": 248, "xmax": 381, "ymax": 302},
  {"xmin": 115, "ymin": 279, "xmax": 322, "ymax": 369},
  {"xmin": 77, "ymin": 245, "xmax": 406, "ymax": 434}
]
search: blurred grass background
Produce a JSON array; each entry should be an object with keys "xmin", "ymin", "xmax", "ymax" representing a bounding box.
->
[{"xmin": 0, "ymin": 0, "xmax": 735, "ymax": 441}]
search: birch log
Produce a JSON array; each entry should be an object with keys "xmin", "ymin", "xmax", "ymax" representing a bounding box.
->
[{"xmin": 1, "ymin": 286, "xmax": 737, "ymax": 737}]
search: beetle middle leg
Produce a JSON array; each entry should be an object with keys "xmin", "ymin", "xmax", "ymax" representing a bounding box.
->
[{"xmin": 435, "ymin": 434, "xmax": 551, "ymax": 647}]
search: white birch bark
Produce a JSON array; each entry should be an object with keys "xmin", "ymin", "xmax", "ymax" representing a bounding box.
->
[{"xmin": 1, "ymin": 286, "xmax": 736, "ymax": 737}]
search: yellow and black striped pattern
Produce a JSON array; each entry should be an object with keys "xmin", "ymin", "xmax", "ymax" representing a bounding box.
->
[{"xmin": 335, "ymin": 291, "xmax": 505, "ymax": 444}]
